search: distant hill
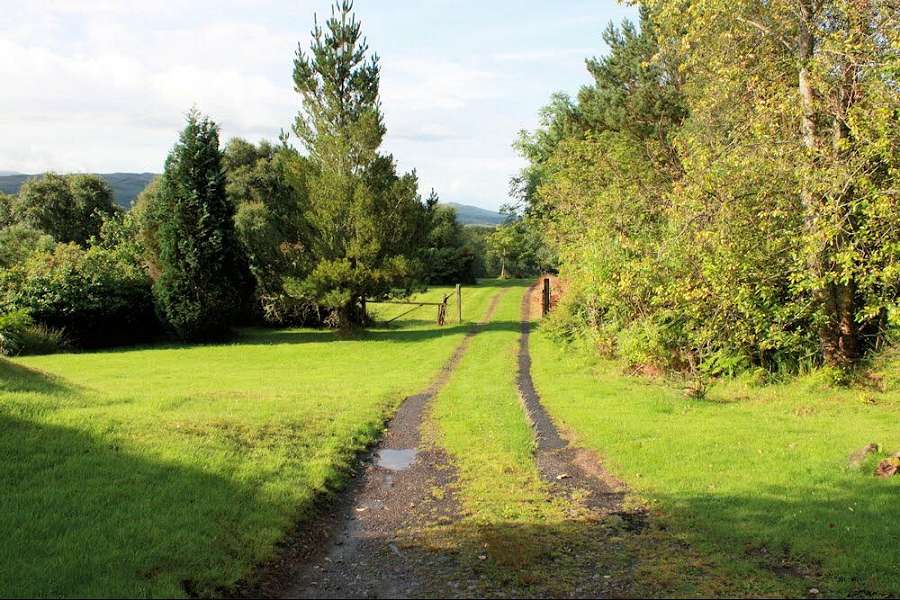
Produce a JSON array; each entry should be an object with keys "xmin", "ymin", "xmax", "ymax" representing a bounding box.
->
[
  {"xmin": 0, "ymin": 172, "xmax": 504, "ymax": 225},
  {"xmin": 443, "ymin": 202, "xmax": 504, "ymax": 226},
  {"xmin": 0, "ymin": 172, "xmax": 157, "ymax": 208}
]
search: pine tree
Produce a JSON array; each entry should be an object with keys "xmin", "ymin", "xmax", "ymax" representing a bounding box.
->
[
  {"xmin": 151, "ymin": 110, "xmax": 251, "ymax": 340},
  {"xmin": 289, "ymin": 0, "xmax": 426, "ymax": 327}
]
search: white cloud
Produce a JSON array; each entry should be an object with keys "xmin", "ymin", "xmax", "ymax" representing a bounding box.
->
[
  {"xmin": 381, "ymin": 58, "xmax": 499, "ymax": 112},
  {"xmin": 0, "ymin": 1, "xmax": 638, "ymax": 210}
]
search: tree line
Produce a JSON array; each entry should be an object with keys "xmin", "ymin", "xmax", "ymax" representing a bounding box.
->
[
  {"xmin": 0, "ymin": 1, "xmax": 517, "ymax": 353},
  {"xmin": 516, "ymin": 2, "xmax": 898, "ymax": 375}
]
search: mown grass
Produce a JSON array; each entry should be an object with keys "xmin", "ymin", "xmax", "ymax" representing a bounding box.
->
[
  {"xmin": 426, "ymin": 281, "xmax": 596, "ymax": 595},
  {"xmin": 529, "ymin": 325, "xmax": 900, "ymax": 597},
  {"xmin": 425, "ymin": 283, "xmax": 806, "ymax": 597},
  {"xmin": 0, "ymin": 282, "xmax": 504, "ymax": 598}
]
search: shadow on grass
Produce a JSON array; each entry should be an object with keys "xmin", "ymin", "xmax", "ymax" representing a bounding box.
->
[
  {"xmin": 340, "ymin": 514, "xmax": 804, "ymax": 598},
  {"xmin": 233, "ymin": 320, "xmax": 524, "ymax": 347},
  {"xmin": 0, "ymin": 358, "xmax": 75, "ymax": 394},
  {"xmin": 648, "ymin": 479, "xmax": 900, "ymax": 597},
  {"xmin": 368, "ymin": 480, "xmax": 899, "ymax": 598},
  {"xmin": 2, "ymin": 405, "xmax": 894, "ymax": 597},
  {"xmin": 0, "ymin": 414, "xmax": 279, "ymax": 598}
]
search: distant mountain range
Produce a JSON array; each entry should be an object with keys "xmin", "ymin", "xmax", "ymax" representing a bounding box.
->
[
  {"xmin": 0, "ymin": 172, "xmax": 505, "ymax": 226},
  {"xmin": 0, "ymin": 172, "xmax": 157, "ymax": 208}
]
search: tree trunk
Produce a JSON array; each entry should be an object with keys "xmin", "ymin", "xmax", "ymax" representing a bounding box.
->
[
  {"xmin": 499, "ymin": 256, "xmax": 508, "ymax": 279},
  {"xmin": 797, "ymin": 0, "xmax": 859, "ymax": 367}
]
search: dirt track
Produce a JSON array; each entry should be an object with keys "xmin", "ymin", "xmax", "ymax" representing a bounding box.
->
[{"xmin": 228, "ymin": 291, "xmax": 507, "ymax": 598}]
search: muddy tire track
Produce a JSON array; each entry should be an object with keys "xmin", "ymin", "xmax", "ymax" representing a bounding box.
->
[
  {"xmin": 517, "ymin": 285, "xmax": 641, "ymax": 519},
  {"xmin": 228, "ymin": 290, "xmax": 508, "ymax": 599}
]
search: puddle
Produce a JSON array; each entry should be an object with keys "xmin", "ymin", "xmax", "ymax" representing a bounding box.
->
[{"xmin": 375, "ymin": 448, "xmax": 417, "ymax": 471}]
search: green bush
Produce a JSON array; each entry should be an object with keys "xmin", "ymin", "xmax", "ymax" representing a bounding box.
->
[
  {"xmin": 17, "ymin": 323, "xmax": 68, "ymax": 355},
  {"xmin": 0, "ymin": 310, "xmax": 31, "ymax": 356},
  {"xmin": 0, "ymin": 224, "xmax": 55, "ymax": 268},
  {"xmin": 0, "ymin": 244, "xmax": 157, "ymax": 348}
]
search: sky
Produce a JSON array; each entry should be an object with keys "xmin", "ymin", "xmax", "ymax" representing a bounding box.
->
[{"xmin": 0, "ymin": 1, "xmax": 638, "ymax": 210}]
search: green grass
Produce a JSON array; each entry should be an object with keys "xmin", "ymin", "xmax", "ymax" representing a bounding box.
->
[
  {"xmin": 424, "ymin": 283, "xmax": 801, "ymax": 597},
  {"xmin": 0, "ymin": 282, "xmax": 504, "ymax": 598},
  {"xmin": 529, "ymin": 326, "xmax": 900, "ymax": 597},
  {"xmin": 425, "ymin": 281, "xmax": 595, "ymax": 595}
]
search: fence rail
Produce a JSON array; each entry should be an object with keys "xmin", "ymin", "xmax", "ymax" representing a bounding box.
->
[{"xmin": 368, "ymin": 284, "xmax": 462, "ymax": 326}]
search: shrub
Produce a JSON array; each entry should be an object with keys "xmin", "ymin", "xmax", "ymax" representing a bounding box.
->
[
  {"xmin": 0, "ymin": 244, "xmax": 157, "ymax": 348},
  {"xmin": 0, "ymin": 224, "xmax": 55, "ymax": 268},
  {"xmin": 17, "ymin": 323, "xmax": 68, "ymax": 355},
  {"xmin": 0, "ymin": 310, "xmax": 31, "ymax": 356}
]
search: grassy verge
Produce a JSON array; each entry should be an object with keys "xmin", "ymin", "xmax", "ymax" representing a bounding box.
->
[
  {"xmin": 529, "ymin": 324, "xmax": 900, "ymax": 597},
  {"xmin": 0, "ymin": 282, "xmax": 503, "ymax": 597}
]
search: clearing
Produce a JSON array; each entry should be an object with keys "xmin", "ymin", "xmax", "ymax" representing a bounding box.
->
[{"xmin": 1, "ymin": 279, "xmax": 897, "ymax": 598}]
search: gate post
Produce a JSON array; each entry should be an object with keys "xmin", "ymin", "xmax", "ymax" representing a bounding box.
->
[
  {"xmin": 542, "ymin": 278, "xmax": 551, "ymax": 316},
  {"xmin": 456, "ymin": 284, "xmax": 462, "ymax": 324}
]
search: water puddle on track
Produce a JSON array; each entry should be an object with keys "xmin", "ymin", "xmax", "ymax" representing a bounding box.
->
[{"xmin": 375, "ymin": 448, "xmax": 417, "ymax": 471}]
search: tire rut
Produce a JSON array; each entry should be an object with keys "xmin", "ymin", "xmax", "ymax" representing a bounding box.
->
[
  {"xmin": 517, "ymin": 285, "xmax": 643, "ymax": 520},
  {"xmin": 228, "ymin": 290, "xmax": 509, "ymax": 599}
]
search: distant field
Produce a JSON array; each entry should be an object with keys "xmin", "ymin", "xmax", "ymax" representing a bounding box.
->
[
  {"xmin": 529, "ymin": 328, "xmax": 900, "ymax": 597},
  {"xmin": 0, "ymin": 282, "xmax": 504, "ymax": 597}
]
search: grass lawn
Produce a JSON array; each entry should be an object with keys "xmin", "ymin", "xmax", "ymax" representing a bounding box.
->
[
  {"xmin": 0, "ymin": 282, "xmax": 504, "ymax": 598},
  {"xmin": 529, "ymin": 324, "xmax": 900, "ymax": 597},
  {"xmin": 426, "ymin": 281, "xmax": 594, "ymax": 595},
  {"xmin": 425, "ymin": 282, "xmax": 805, "ymax": 597}
]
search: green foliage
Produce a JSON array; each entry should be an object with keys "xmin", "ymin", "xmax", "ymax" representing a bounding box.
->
[
  {"xmin": 422, "ymin": 195, "xmax": 476, "ymax": 285},
  {"xmin": 0, "ymin": 193, "xmax": 15, "ymax": 228},
  {"xmin": 521, "ymin": 3, "xmax": 898, "ymax": 374},
  {"xmin": 14, "ymin": 173, "xmax": 118, "ymax": 245},
  {"xmin": 0, "ymin": 244, "xmax": 155, "ymax": 348},
  {"xmin": 225, "ymin": 138, "xmax": 317, "ymax": 324},
  {"xmin": 459, "ymin": 226, "xmax": 501, "ymax": 278},
  {"xmin": 486, "ymin": 216, "xmax": 551, "ymax": 279},
  {"xmin": 15, "ymin": 322, "xmax": 68, "ymax": 355},
  {"xmin": 289, "ymin": 0, "xmax": 427, "ymax": 327},
  {"xmin": 0, "ymin": 310, "xmax": 31, "ymax": 356},
  {"xmin": 150, "ymin": 111, "xmax": 252, "ymax": 340},
  {"xmin": 0, "ymin": 224, "xmax": 55, "ymax": 268}
]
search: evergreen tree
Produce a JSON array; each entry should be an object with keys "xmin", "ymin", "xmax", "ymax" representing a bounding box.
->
[
  {"xmin": 151, "ymin": 110, "xmax": 251, "ymax": 340},
  {"xmin": 289, "ymin": 0, "xmax": 426, "ymax": 327}
]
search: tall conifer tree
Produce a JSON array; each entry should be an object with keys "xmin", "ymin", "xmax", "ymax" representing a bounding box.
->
[
  {"xmin": 289, "ymin": 0, "xmax": 426, "ymax": 327},
  {"xmin": 152, "ymin": 110, "xmax": 251, "ymax": 340}
]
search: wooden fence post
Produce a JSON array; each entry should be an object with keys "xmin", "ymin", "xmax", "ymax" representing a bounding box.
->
[
  {"xmin": 456, "ymin": 284, "xmax": 462, "ymax": 324},
  {"xmin": 542, "ymin": 277, "xmax": 551, "ymax": 316}
]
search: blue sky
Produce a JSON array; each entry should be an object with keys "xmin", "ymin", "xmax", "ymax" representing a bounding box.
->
[{"xmin": 0, "ymin": 1, "xmax": 637, "ymax": 210}]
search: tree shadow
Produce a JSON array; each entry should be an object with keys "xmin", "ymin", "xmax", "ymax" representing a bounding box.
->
[
  {"xmin": 648, "ymin": 479, "xmax": 900, "ymax": 596},
  {"xmin": 55, "ymin": 314, "xmax": 526, "ymax": 357},
  {"xmin": 230, "ymin": 320, "xmax": 524, "ymax": 347},
  {"xmin": 0, "ymin": 414, "xmax": 281, "ymax": 597},
  {"xmin": 355, "ymin": 478, "xmax": 898, "ymax": 598},
  {"xmin": 0, "ymin": 358, "xmax": 76, "ymax": 395}
]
